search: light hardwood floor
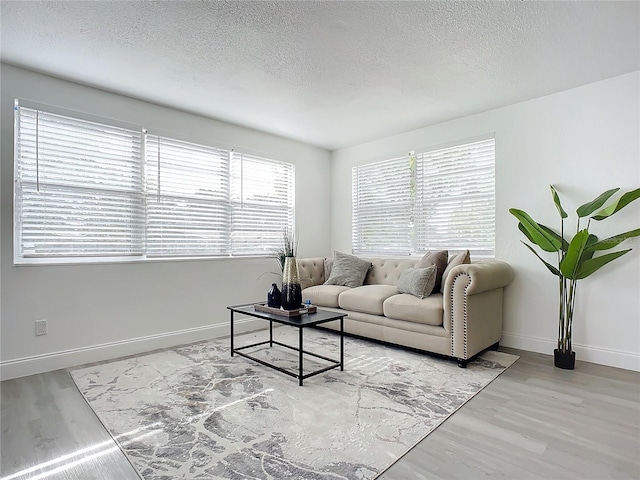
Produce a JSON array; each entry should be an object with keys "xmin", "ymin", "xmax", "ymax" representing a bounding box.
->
[
  {"xmin": 381, "ymin": 348, "xmax": 640, "ymax": 480},
  {"xmin": 1, "ymin": 347, "xmax": 639, "ymax": 480}
]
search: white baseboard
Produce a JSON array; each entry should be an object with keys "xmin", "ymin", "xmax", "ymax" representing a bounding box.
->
[
  {"xmin": 5, "ymin": 325, "xmax": 637, "ymax": 379},
  {"xmin": 0, "ymin": 318, "xmax": 264, "ymax": 381},
  {"xmin": 500, "ymin": 332, "xmax": 640, "ymax": 372}
]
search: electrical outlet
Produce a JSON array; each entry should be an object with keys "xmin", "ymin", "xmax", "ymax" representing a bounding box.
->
[{"xmin": 35, "ymin": 319, "xmax": 47, "ymax": 336}]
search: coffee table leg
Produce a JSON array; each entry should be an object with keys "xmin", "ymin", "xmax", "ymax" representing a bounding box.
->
[
  {"xmin": 299, "ymin": 327, "xmax": 304, "ymax": 386},
  {"xmin": 230, "ymin": 311, "xmax": 234, "ymax": 357},
  {"xmin": 270, "ymin": 320, "xmax": 273, "ymax": 347},
  {"xmin": 340, "ymin": 317, "xmax": 344, "ymax": 371}
]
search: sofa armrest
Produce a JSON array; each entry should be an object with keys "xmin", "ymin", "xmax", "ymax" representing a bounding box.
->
[
  {"xmin": 444, "ymin": 261, "xmax": 514, "ymax": 296},
  {"xmin": 443, "ymin": 261, "xmax": 514, "ymax": 361}
]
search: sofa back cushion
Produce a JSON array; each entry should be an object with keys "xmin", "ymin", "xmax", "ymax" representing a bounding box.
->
[
  {"xmin": 363, "ymin": 258, "xmax": 418, "ymax": 286},
  {"xmin": 297, "ymin": 257, "xmax": 326, "ymax": 289}
]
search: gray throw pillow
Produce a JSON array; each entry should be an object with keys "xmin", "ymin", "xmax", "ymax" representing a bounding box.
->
[
  {"xmin": 417, "ymin": 250, "xmax": 448, "ymax": 292},
  {"xmin": 397, "ymin": 265, "xmax": 437, "ymax": 299},
  {"xmin": 440, "ymin": 250, "xmax": 471, "ymax": 293},
  {"xmin": 324, "ymin": 252, "xmax": 371, "ymax": 288}
]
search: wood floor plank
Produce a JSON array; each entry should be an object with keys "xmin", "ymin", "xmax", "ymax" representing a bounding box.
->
[
  {"xmin": 1, "ymin": 370, "xmax": 139, "ymax": 480},
  {"xmin": 1, "ymin": 347, "xmax": 639, "ymax": 479}
]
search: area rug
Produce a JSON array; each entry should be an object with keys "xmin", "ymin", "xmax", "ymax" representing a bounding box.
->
[{"xmin": 70, "ymin": 327, "xmax": 518, "ymax": 480}]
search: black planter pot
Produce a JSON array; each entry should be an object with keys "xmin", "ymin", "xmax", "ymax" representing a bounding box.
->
[{"xmin": 554, "ymin": 349, "xmax": 576, "ymax": 370}]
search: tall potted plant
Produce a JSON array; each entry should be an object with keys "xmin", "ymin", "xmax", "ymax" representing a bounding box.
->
[
  {"xmin": 275, "ymin": 228, "xmax": 302, "ymax": 311},
  {"xmin": 264, "ymin": 229, "xmax": 301, "ymax": 310},
  {"xmin": 272, "ymin": 227, "xmax": 297, "ymax": 274},
  {"xmin": 510, "ymin": 186, "xmax": 640, "ymax": 369}
]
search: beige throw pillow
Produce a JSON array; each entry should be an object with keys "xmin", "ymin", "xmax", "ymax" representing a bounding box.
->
[
  {"xmin": 323, "ymin": 257, "xmax": 334, "ymax": 282},
  {"xmin": 440, "ymin": 250, "xmax": 471, "ymax": 293},
  {"xmin": 397, "ymin": 265, "xmax": 437, "ymax": 299},
  {"xmin": 418, "ymin": 250, "xmax": 448, "ymax": 292},
  {"xmin": 324, "ymin": 251, "xmax": 372, "ymax": 288}
]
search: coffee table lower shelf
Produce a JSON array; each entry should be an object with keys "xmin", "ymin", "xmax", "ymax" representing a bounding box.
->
[
  {"xmin": 233, "ymin": 339, "xmax": 342, "ymax": 384},
  {"xmin": 227, "ymin": 303, "xmax": 347, "ymax": 386}
]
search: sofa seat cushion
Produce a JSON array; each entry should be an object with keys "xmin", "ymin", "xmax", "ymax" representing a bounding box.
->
[
  {"xmin": 338, "ymin": 285, "xmax": 399, "ymax": 315},
  {"xmin": 383, "ymin": 293, "xmax": 444, "ymax": 326},
  {"xmin": 302, "ymin": 285, "xmax": 350, "ymax": 308}
]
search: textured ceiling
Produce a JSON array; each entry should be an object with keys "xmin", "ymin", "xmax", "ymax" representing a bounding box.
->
[{"xmin": 1, "ymin": 1, "xmax": 638, "ymax": 150}]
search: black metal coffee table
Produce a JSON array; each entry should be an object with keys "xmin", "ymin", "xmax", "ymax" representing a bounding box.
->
[{"xmin": 227, "ymin": 304, "xmax": 347, "ymax": 386}]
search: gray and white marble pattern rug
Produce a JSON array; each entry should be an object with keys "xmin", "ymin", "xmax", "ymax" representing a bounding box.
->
[{"xmin": 71, "ymin": 327, "xmax": 518, "ymax": 480}]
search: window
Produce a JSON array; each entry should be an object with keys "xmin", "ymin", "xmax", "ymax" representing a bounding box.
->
[
  {"xmin": 145, "ymin": 135, "xmax": 230, "ymax": 257},
  {"xmin": 230, "ymin": 151, "xmax": 295, "ymax": 256},
  {"xmin": 13, "ymin": 101, "xmax": 295, "ymax": 264},
  {"xmin": 352, "ymin": 156, "xmax": 414, "ymax": 255},
  {"xmin": 415, "ymin": 139, "xmax": 495, "ymax": 255},
  {"xmin": 352, "ymin": 138, "xmax": 495, "ymax": 257},
  {"xmin": 14, "ymin": 103, "xmax": 144, "ymax": 260}
]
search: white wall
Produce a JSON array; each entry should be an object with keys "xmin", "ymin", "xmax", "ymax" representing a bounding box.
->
[
  {"xmin": 2, "ymin": 65, "xmax": 638, "ymax": 377},
  {"xmin": 332, "ymin": 72, "xmax": 640, "ymax": 371},
  {"xmin": 0, "ymin": 64, "xmax": 332, "ymax": 379}
]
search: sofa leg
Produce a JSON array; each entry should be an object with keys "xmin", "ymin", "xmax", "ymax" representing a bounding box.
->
[
  {"xmin": 457, "ymin": 359, "xmax": 468, "ymax": 368},
  {"xmin": 489, "ymin": 342, "xmax": 500, "ymax": 351}
]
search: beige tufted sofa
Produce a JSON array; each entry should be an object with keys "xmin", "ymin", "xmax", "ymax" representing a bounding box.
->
[{"xmin": 297, "ymin": 257, "xmax": 514, "ymax": 367}]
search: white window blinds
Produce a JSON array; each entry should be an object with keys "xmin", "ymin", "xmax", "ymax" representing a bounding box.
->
[
  {"xmin": 230, "ymin": 152, "xmax": 295, "ymax": 256},
  {"xmin": 352, "ymin": 156, "xmax": 414, "ymax": 255},
  {"xmin": 416, "ymin": 138, "xmax": 495, "ymax": 256},
  {"xmin": 145, "ymin": 135, "xmax": 230, "ymax": 257},
  {"xmin": 13, "ymin": 101, "xmax": 296, "ymax": 264},
  {"xmin": 351, "ymin": 138, "xmax": 495, "ymax": 257},
  {"xmin": 14, "ymin": 103, "xmax": 144, "ymax": 260}
]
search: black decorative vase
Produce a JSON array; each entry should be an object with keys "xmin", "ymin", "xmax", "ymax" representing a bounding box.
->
[
  {"xmin": 554, "ymin": 349, "xmax": 576, "ymax": 370},
  {"xmin": 281, "ymin": 257, "xmax": 302, "ymax": 310},
  {"xmin": 267, "ymin": 283, "xmax": 281, "ymax": 308}
]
